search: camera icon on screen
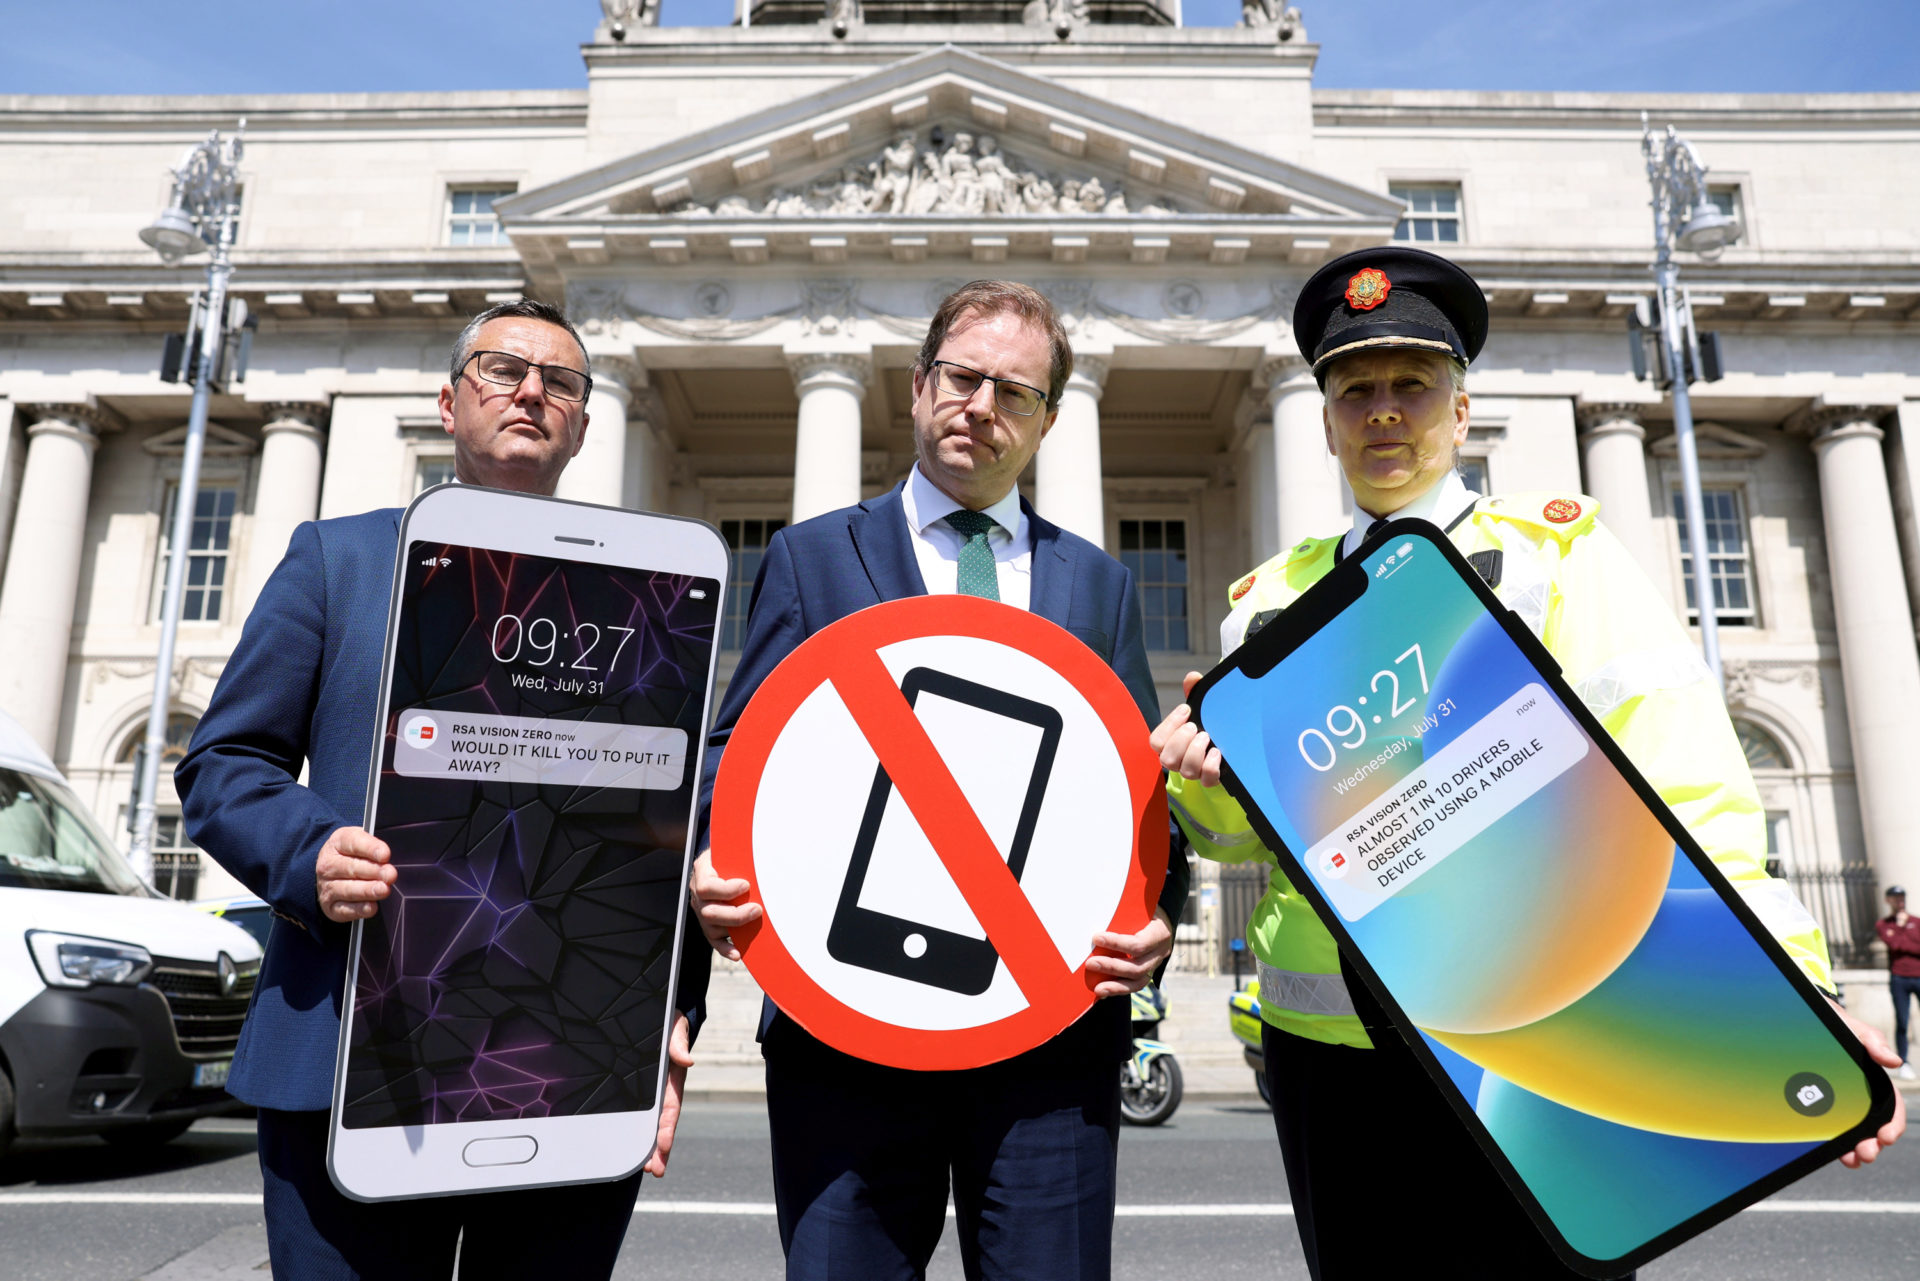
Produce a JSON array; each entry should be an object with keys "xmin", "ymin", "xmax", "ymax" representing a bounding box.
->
[{"xmin": 1784, "ymin": 1072, "xmax": 1836, "ymax": 1118}]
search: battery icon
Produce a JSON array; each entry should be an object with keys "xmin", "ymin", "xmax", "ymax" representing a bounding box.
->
[{"xmin": 689, "ymin": 588, "xmax": 708, "ymax": 600}]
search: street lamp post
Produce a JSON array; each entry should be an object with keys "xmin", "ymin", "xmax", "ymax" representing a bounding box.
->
[
  {"xmin": 128, "ymin": 122, "xmax": 246, "ymax": 887},
  {"xmin": 1641, "ymin": 113, "xmax": 1740, "ymax": 688}
]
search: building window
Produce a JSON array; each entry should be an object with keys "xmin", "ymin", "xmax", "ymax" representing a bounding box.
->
[
  {"xmin": 720, "ymin": 518, "xmax": 786, "ymax": 651},
  {"xmin": 155, "ymin": 484, "xmax": 238, "ymax": 623},
  {"xmin": 1707, "ymin": 185, "xmax": 1742, "ymax": 223},
  {"xmin": 447, "ymin": 186, "xmax": 516, "ymax": 247},
  {"xmin": 1119, "ymin": 518, "xmax": 1190, "ymax": 652},
  {"xmin": 151, "ymin": 813, "xmax": 202, "ymax": 900},
  {"xmin": 1390, "ymin": 183, "xmax": 1462, "ymax": 244},
  {"xmin": 1457, "ymin": 456, "xmax": 1489, "ymax": 494},
  {"xmin": 416, "ymin": 457, "xmax": 457, "ymax": 493},
  {"xmin": 1673, "ymin": 487, "xmax": 1756, "ymax": 626},
  {"xmin": 1735, "ymin": 719, "xmax": 1790, "ymax": 771},
  {"xmin": 118, "ymin": 713, "xmax": 201, "ymax": 768}
]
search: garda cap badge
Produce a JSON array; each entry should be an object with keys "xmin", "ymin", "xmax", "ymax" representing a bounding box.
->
[
  {"xmin": 1230, "ymin": 572, "xmax": 1257, "ymax": 603},
  {"xmin": 1344, "ymin": 267, "xmax": 1392, "ymax": 312},
  {"xmin": 1543, "ymin": 498, "xmax": 1582, "ymax": 524}
]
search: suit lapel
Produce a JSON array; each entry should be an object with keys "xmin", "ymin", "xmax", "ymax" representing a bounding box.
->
[
  {"xmin": 1024, "ymin": 499, "xmax": 1077, "ymax": 629},
  {"xmin": 849, "ymin": 485, "xmax": 927, "ymax": 602}
]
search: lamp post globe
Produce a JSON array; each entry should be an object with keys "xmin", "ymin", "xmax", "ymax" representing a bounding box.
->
[
  {"xmin": 138, "ymin": 207, "xmax": 205, "ymax": 263},
  {"xmin": 1676, "ymin": 201, "xmax": 1740, "ymax": 256}
]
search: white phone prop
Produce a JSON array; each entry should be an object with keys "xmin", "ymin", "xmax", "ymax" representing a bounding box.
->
[{"xmin": 327, "ymin": 485, "xmax": 727, "ymax": 1201}]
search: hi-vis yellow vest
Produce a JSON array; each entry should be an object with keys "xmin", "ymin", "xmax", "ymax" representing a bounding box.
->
[{"xmin": 1169, "ymin": 492, "xmax": 1833, "ymax": 1049}]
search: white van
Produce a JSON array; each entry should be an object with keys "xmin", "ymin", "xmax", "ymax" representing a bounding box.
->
[{"xmin": 0, "ymin": 711, "xmax": 262, "ymax": 1153}]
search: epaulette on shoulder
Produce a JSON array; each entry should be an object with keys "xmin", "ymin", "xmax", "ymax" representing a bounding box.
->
[
  {"xmin": 1225, "ymin": 538, "xmax": 1334, "ymax": 606},
  {"xmin": 1476, "ymin": 492, "xmax": 1600, "ymax": 542}
]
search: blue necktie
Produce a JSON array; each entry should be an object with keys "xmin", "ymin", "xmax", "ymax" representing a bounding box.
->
[{"xmin": 943, "ymin": 510, "xmax": 1001, "ymax": 602}]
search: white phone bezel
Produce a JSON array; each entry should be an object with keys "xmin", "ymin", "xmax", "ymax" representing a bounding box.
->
[{"xmin": 327, "ymin": 484, "xmax": 729, "ymax": 1202}]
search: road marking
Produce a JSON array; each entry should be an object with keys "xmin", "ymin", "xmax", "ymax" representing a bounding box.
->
[
  {"xmin": 0, "ymin": 1194, "xmax": 1916, "ymax": 1217},
  {"xmin": 0, "ymin": 1193, "xmax": 265, "ymax": 1206}
]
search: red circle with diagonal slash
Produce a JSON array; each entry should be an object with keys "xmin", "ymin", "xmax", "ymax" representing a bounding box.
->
[{"xmin": 710, "ymin": 594, "xmax": 1169, "ymax": 1071}]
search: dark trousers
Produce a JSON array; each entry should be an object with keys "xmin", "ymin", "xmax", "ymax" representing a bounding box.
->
[
  {"xmin": 764, "ymin": 1032, "xmax": 1121, "ymax": 1281},
  {"xmin": 256, "ymin": 1108, "xmax": 643, "ymax": 1281},
  {"xmin": 1262, "ymin": 1022, "xmax": 1633, "ymax": 1280},
  {"xmin": 1893, "ymin": 973, "xmax": 1920, "ymax": 1064}
]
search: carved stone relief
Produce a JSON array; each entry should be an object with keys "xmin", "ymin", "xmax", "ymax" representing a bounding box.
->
[{"xmin": 667, "ymin": 129, "xmax": 1180, "ymax": 219}]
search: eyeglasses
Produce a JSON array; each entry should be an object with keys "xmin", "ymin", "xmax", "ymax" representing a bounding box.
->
[
  {"xmin": 929, "ymin": 361, "xmax": 1050, "ymax": 419},
  {"xmin": 458, "ymin": 350, "xmax": 592, "ymax": 403}
]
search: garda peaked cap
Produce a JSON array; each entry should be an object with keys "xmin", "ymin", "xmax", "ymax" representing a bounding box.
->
[{"xmin": 1292, "ymin": 246, "xmax": 1489, "ymax": 381}]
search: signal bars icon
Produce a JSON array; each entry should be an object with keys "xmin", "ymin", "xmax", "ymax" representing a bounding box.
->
[{"xmin": 419, "ymin": 556, "xmax": 453, "ymax": 569}]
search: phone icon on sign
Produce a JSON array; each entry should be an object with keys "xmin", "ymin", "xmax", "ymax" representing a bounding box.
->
[{"xmin": 826, "ymin": 667, "xmax": 1061, "ymax": 996}]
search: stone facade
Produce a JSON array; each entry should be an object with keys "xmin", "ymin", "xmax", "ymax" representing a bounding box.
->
[{"xmin": 1, "ymin": 12, "xmax": 1916, "ymax": 980}]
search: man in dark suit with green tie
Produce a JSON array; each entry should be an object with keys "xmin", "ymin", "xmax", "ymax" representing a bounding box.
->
[{"xmin": 690, "ymin": 279, "xmax": 1187, "ymax": 1280}]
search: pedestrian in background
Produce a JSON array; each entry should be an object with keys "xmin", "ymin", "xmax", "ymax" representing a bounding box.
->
[{"xmin": 1879, "ymin": 885, "xmax": 1920, "ymax": 1081}]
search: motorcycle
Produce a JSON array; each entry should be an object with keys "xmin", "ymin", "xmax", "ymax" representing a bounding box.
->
[
  {"xmin": 1228, "ymin": 977, "xmax": 1272, "ymax": 1106},
  {"xmin": 1119, "ymin": 985, "xmax": 1183, "ymax": 1126}
]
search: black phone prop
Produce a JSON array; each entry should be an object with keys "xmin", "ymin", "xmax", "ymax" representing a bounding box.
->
[
  {"xmin": 1187, "ymin": 518, "xmax": 1895, "ymax": 1277},
  {"xmin": 827, "ymin": 667, "xmax": 1062, "ymax": 995}
]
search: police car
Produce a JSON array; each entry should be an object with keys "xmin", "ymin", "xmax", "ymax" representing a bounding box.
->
[{"xmin": 0, "ymin": 710, "xmax": 261, "ymax": 1152}]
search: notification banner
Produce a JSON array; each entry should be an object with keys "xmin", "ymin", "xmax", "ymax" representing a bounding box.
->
[
  {"xmin": 392, "ymin": 707, "xmax": 688, "ymax": 790},
  {"xmin": 1305, "ymin": 683, "xmax": 1587, "ymax": 922}
]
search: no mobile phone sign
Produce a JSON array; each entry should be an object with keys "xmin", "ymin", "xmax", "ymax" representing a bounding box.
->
[{"xmin": 710, "ymin": 595, "xmax": 1169, "ymax": 1071}]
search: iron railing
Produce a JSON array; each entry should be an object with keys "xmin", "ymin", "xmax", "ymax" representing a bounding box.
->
[{"xmin": 1775, "ymin": 862, "xmax": 1884, "ymax": 969}]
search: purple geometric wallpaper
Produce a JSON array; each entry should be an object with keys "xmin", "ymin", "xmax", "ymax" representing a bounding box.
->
[{"xmin": 343, "ymin": 543, "xmax": 718, "ymax": 1129}]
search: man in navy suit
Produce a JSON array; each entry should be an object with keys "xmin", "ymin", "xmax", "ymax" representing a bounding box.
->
[
  {"xmin": 177, "ymin": 300, "xmax": 704, "ymax": 1280},
  {"xmin": 691, "ymin": 280, "xmax": 1188, "ymax": 1281}
]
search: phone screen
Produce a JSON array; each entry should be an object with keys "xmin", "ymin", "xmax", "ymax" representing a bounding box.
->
[
  {"xmin": 342, "ymin": 541, "xmax": 719, "ymax": 1131},
  {"xmin": 827, "ymin": 668, "xmax": 1060, "ymax": 996},
  {"xmin": 1195, "ymin": 526, "xmax": 1883, "ymax": 1269}
]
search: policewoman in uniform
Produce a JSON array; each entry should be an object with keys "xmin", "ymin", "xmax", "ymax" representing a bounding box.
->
[{"xmin": 1151, "ymin": 245, "xmax": 1905, "ymax": 1278}]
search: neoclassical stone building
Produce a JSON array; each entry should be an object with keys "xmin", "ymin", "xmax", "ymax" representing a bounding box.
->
[{"xmin": 2, "ymin": 4, "xmax": 1916, "ymax": 981}]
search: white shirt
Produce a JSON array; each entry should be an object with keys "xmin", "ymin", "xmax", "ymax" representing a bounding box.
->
[
  {"xmin": 899, "ymin": 463, "xmax": 1034, "ymax": 610},
  {"xmin": 1339, "ymin": 470, "xmax": 1481, "ymax": 559}
]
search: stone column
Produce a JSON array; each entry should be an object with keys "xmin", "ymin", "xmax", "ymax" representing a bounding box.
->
[
  {"xmin": 1263, "ymin": 356, "xmax": 1346, "ymax": 552},
  {"xmin": 242, "ymin": 402, "xmax": 328, "ymax": 608},
  {"xmin": 1576, "ymin": 402, "xmax": 1662, "ymax": 580},
  {"xmin": 1243, "ymin": 423, "xmax": 1280, "ymax": 569},
  {"xmin": 787, "ymin": 351, "xmax": 869, "ymax": 524},
  {"xmin": 557, "ymin": 355, "xmax": 641, "ymax": 509},
  {"xmin": 625, "ymin": 386, "xmax": 666, "ymax": 514},
  {"xmin": 0, "ymin": 405, "xmax": 110, "ymax": 753},
  {"xmin": 1806, "ymin": 405, "xmax": 1920, "ymax": 894},
  {"xmin": 1034, "ymin": 353, "xmax": 1107, "ymax": 548}
]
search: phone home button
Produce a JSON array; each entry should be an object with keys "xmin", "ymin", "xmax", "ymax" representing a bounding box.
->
[{"xmin": 462, "ymin": 1136, "xmax": 538, "ymax": 1168}]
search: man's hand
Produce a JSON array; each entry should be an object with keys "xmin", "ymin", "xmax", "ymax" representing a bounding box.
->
[
  {"xmin": 1829, "ymin": 996, "xmax": 1907, "ymax": 1168},
  {"xmin": 643, "ymin": 1012, "xmax": 694, "ymax": 1178},
  {"xmin": 690, "ymin": 849, "xmax": 760, "ymax": 961},
  {"xmin": 315, "ymin": 826, "xmax": 396, "ymax": 923},
  {"xmin": 1087, "ymin": 909, "xmax": 1175, "ymax": 999},
  {"xmin": 1151, "ymin": 671, "xmax": 1223, "ymax": 788}
]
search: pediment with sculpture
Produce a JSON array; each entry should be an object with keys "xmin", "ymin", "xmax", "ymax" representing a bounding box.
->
[{"xmin": 665, "ymin": 126, "xmax": 1182, "ymax": 219}]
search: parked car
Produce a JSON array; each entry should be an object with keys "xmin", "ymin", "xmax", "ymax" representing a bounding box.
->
[
  {"xmin": 1228, "ymin": 977, "xmax": 1272, "ymax": 1105},
  {"xmin": 0, "ymin": 711, "xmax": 261, "ymax": 1154}
]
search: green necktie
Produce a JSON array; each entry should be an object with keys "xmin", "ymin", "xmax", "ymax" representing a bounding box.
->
[{"xmin": 943, "ymin": 509, "xmax": 1001, "ymax": 602}]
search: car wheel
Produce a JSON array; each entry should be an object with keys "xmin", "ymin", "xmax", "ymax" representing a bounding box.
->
[
  {"xmin": 101, "ymin": 1119, "xmax": 193, "ymax": 1149},
  {"xmin": 1255, "ymin": 1070, "xmax": 1272, "ymax": 1107},
  {"xmin": 0, "ymin": 1065, "xmax": 14, "ymax": 1161}
]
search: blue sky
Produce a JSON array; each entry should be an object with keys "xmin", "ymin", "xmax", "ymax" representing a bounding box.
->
[{"xmin": 6, "ymin": 0, "xmax": 1915, "ymax": 95}]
